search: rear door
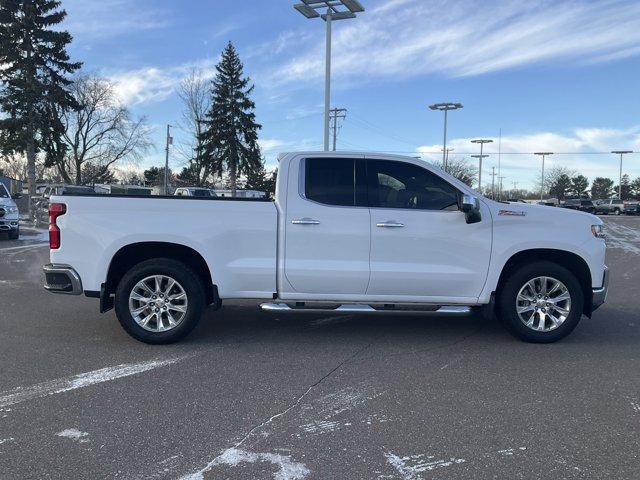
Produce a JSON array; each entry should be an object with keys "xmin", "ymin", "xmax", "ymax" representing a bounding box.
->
[
  {"xmin": 366, "ymin": 157, "xmax": 492, "ymax": 301},
  {"xmin": 283, "ymin": 155, "xmax": 370, "ymax": 296}
]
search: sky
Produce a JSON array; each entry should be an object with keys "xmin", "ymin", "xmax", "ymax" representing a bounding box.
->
[{"xmin": 60, "ymin": 0, "xmax": 640, "ymax": 191}]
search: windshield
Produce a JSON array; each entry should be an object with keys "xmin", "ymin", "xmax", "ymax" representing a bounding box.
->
[{"xmin": 0, "ymin": 184, "xmax": 9, "ymax": 198}]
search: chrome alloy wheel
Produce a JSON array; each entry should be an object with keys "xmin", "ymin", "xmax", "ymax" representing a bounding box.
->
[
  {"xmin": 516, "ymin": 276, "xmax": 571, "ymax": 332},
  {"xmin": 128, "ymin": 275, "xmax": 188, "ymax": 332}
]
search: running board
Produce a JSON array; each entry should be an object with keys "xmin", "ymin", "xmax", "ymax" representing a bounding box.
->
[{"xmin": 260, "ymin": 303, "xmax": 471, "ymax": 316}]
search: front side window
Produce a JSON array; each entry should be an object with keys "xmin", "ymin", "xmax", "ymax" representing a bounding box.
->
[
  {"xmin": 305, "ymin": 157, "xmax": 356, "ymax": 207},
  {"xmin": 0, "ymin": 184, "xmax": 9, "ymax": 198},
  {"xmin": 367, "ymin": 160, "xmax": 459, "ymax": 211}
]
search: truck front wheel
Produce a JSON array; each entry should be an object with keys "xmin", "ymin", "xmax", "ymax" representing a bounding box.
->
[
  {"xmin": 497, "ymin": 261, "xmax": 584, "ymax": 343},
  {"xmin": 115, "ymin": 258, "xmax": 205, "ymax": 344}
]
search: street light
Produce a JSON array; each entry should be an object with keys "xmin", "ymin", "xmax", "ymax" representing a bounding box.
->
[
  {"xmin": 293, "ymin": 0, "xmax": 365, "ymax": 151},
  {"xmin": 534, "ymin": 152, "xmax": 553, "ymax": 202},
  {"xmin": 429, "ymin": 103, "xmax": 463, "ymax": 171},
  {"xmin": 611, "ymin": 150, "xmax": 633, "ymax": 200},
  {"xmin": 471, "ymin": 139, "xmax": 493, "ymax": 192}
]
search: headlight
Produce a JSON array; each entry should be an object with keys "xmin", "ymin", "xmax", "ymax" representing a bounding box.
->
[
  {"xmin": 1, "ymin": 205, "xmax": 18, "ymax": 214},
  {"xmin": 591, "ymin": 224, "xmax": 605, "ymax": 239}
]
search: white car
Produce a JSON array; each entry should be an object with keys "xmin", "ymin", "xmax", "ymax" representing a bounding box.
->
[
  {"xmin": 0, "ymin": 183, "xmax": 20, "ymax": 239},
  {"xmin": 43, "ymin": 151, "xmax": 608, "ymax": 344},
  {"xmin": 174, "ymin": 187, "xmax": 216, "ymax": 197}
]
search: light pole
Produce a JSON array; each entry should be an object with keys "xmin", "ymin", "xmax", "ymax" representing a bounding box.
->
[
  {"xmin": 471, "ymin": 139, "xmax": 493, "ymax": 192},
  {"xmin": 429, "ymin": 102, "xmax": 463, "ymax": 171},
  {"xmin": 442, "ymin": 147, "xmax": 454, "ymax": 170},
  {"xmin": 611, "ymin": 150, "xmax": 633, "ymax": 200},
  {"xmin": 534, "ymin": 152, "xmax": 553, "ymax": 201},
  {"xmin": 294, "ymin": 1, "xmax": 365, "ymax": 151}
]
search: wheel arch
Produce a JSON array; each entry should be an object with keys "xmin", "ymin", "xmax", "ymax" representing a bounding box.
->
[
  {"xmin": 496, "ymin": 248, "xmax": 593, "ymax": 316},
  {"xmin": 105, "ymin": 242, "xmax": 218, "ymax": 306}
]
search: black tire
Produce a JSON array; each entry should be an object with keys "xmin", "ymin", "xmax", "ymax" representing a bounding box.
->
[
  {"xmin": 613, "ymin": 208, "xmax": 621, "ymax": 215},
  {"xmin": 9, "ymin": 228, "xmax": 19, "ymax": 240},
  {"xmin": 115, "ymin": 258, "xmax": 205, "ymax": 344},
  {"xmin": 497, "ymin": 261, "xmax": 584, "ymax": 343}
]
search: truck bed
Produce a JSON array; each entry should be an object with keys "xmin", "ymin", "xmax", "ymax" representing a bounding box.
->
[{"xmin": 50, "ymin": 194, "xmax": 278, "ymax": 298}]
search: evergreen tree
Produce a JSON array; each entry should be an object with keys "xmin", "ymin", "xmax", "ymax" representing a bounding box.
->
[
  {"xmin": 570, "ymin": 175, "xmax": 589, "ymax": 197},
  {"xmin": 0, "ymin": 0, "xmax": 81, "ymax": 202},
  {"xmin": 200, "ymin": 42, "xmax": 262, "ymax": 196},
  {"xmin": 631, "ymin": 177, "xmax": 640, "ymax": 200},
  {"xmin": 549, "ymin": 174, "xmax": 572, "ymax": 200},
  {"xmin": 591, "ymin": 177, "xmax": 615, "ymax": 199}
]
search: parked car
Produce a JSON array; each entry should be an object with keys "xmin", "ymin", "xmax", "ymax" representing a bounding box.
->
[
  {"xmin": 0, "ymin": 182, "xmax": 20, "ymax": 239},
  {"xmin": 561, "ymin": 199, "xmax": 595, "ymax": 214},
  {"xmin": 43, "ymin": 151, "xmax": 608, "ymax": 345},
  {"xmin": 594, "ymin": 198, "xmax": 625, "ymax": 215},
  {"xmin": 34, "ymin": 184, "xmax": 96, "ymax": 225},
  {"xmin": 624, "ymin": 202, "xmax": 640, "ymax": 215},
  {"xmin": 174, "ymin": 187, "xmax": 216, "ymax": 197},
  {"xmin": 507, "ymin": 199, "xmax": 528, "ymax": 203},
  {"xmin": 537, "ymin": 201, "xmax": 557, "ymax": 207}
]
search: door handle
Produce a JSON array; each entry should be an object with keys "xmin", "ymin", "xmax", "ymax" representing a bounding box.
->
[
  {"xmin": 292, "ymin": 218, "xmax": 320, "ymax": 225},
  {"xmin": 376, "ymin": 221, "xmax": 405, "ymax": 228}
]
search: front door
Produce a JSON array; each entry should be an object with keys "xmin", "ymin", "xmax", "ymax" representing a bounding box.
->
[{"xmin": 366, "ymin": 158, "xmax": 492, "ymax": 301}]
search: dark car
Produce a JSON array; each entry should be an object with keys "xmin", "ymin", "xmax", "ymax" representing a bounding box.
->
[
  {"xmin": 624, "ymin": 202, "xmax": 640, "ymax": 215},
  {"xmin": 562, "ymin": 198, "xmax": 595, "ymax": 213}
]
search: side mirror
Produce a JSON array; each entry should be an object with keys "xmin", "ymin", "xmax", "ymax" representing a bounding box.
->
[{"xmin": 459, "ymin": 194, "xmax": 482, "ymax": 224}]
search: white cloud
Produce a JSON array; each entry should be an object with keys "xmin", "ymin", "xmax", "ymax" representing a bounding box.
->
[
  {"xmin": 63, "ymin": 0, "xmax": 169, "ymax": 41},
  {"xmin": 416, "ymin": 126, "xmax": 640, "ymax": 190},
  {"xmin": 267, "ymin": 0, "xmax": 640, "ymax": 85},
  {"xmin": 258, "ymin": 139, "xmax": 286, "ymax": 152}
]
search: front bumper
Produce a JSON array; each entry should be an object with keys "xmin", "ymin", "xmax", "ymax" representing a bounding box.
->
[
  {"xmin": 43, "ymin": 264, "xmax": 83, "ymax": 295},
  {"xmin": 592, "ymin": 266, "xmax": 609, "ymax": 311},
  {"xmin": 0, "ymin": 218, "xmax": 19, "ymax": 231}
]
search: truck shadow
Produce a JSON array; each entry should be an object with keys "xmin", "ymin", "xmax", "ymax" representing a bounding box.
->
[{"xmin": 183, "ymin": 302, "xmax": 639, "ymax": 348}]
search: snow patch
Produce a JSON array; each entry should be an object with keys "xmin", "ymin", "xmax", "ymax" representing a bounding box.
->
[
  {"xmin": 384, "ymin": 452, "xmax": 466, "ymax": 479},
  {"xmin": 0, "ymin": 356, "xmax": 187, "ymax": 408},
  {"xmin": 0, "ymin": 437, "xmax": 14, "ymax": 445},
  {"xmin": 299, "ymin": 420, "xmax": 340, "ymax": 435},
  {"xmin": 57, "ymin": 428, "xmax": 89, "ymax": 443},
  {"xmin": 630, "ymin": 399, "xmax": 640, "ymax": 414},
  {"xmin": 180, "ymin": 448, "xmax": 310, "ymax": 480}
]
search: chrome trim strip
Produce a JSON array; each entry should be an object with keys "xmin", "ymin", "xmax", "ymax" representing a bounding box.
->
[{"xmin": 592, "ymin": 266, "xmax": 609, "ymax": 310}]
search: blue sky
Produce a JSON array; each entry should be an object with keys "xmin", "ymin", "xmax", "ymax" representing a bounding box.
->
[{"xmin": 61, "ymin": 0, "xmax": 640, "ymax": 191}]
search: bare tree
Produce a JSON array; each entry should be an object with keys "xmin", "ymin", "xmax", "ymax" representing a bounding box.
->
[
  {"xmin": 176, "ymin": 69, "xmax": 213, "ymax": 186},
  {"xmin": 0, "ymin": 152, "xmax": 48, "ymax": 182},
  {"xmin": 534, "ymin": 166, "xmax": 577, "ymax": 196},
  {"xmin": 46, "ymin": 75, "xmax": 152, "ymax": 185},
  {"xmin": 430, "ymin": 156, "xmax": 477, "ymax": 187}
]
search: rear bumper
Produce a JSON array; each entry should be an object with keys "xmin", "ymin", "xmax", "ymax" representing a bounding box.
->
[
  {"xmin": 43, "ymin": 263, "xmax": 83, "ymax": 295},
  {"xmin": 592, "ymin": 266, "xmax": 609, "ymax": 311}
]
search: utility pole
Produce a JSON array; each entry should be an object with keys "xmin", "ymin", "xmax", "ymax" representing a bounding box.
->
[
  {"xmin": 329, "ymin": 108, "xmax": 347, "ymax": 151},
  {"xmin": 491, "ymin": 166, "xmax": 496, "ymax": 199},
  {"xmin": 611, "ymin": 150, "xmax": 633, "ymax": 200},
  {"xmin": 534, "ymin": 152, "xmax": 553, "ymax": 202},
  {"xmin": 429, "ymin": 102, "xmax": 463, "ymax": 171},
  {"xmin": 499, "ymin": 176, "xmax": 506, "ymax": 201},
  {"xmin": 471, "ymin": 139, "xmax": 493, "ymax": 192},
  {"xmin": 293, "ymin": 1, "xmax": 365, "ymax": 151},
  {"xmin": 164, "ymin": 124, "xmax": 173, "ymax": 195}
]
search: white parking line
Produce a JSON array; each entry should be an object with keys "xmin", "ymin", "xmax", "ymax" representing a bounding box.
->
[
  {"xmin": 0, "ymin": 243, "xmax": 48, "ymax": 253},
  {"xmin": 0, "ymin": 357, "xmax": 187, "ymax": 408}
]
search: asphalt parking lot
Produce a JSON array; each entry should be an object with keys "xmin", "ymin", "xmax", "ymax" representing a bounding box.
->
[{"xmin": 0, "ymin": 217, "xmax": 639, "ymax": 480}]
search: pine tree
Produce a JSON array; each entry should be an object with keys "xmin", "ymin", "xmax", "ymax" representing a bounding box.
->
[
  {"xmin": 0, "ymin": 0, "xmax": 81, "ymax": 203},
  {"xmin": 200, "ymin": 42, "xmax": 262, "ymax": 196}
]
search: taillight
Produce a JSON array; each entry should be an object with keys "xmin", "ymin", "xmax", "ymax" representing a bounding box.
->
[{"xmin": 49, "ymin": 203, "xmax": 66, "ymax": 249}]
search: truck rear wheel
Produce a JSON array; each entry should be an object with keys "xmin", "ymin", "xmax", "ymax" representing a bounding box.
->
[
  {"xmin": 497, "ymin": 261, "xmax": 584, "ymax": 343},
  {"xmin": 115, "ymin": 258, "xmax": 205, "ymax": 344}
]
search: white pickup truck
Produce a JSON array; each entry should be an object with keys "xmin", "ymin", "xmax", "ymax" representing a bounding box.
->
[{"xmin": 43, "ymin": 152, "xmax": 609, "ymax": 344}]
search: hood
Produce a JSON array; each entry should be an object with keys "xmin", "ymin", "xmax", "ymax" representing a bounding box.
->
[{"xmin": 483, "ymin": 199, "xmax": 602, "ymax": 227}]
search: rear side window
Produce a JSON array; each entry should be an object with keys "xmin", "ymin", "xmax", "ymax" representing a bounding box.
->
[
  {"xmin": 367, "ymin": 160, "xmax": 459, "ymax": 211},
  {"xmin": 305, "ymin": 158, "xmax": 356, "ymax": 206}
]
